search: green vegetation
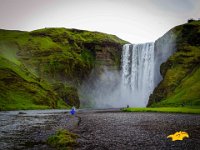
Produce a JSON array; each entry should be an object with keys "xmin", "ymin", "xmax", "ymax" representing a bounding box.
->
[
  {"xmin": 0, "ymin": 28, "xmax": 126, "ymax": 110},
  {"xmin": 148, "ymin": 20, "xmax": 200, "ymax": 108},
  {"xmin": 123, "ymin": 107, "xmax": 200, "ymax": 114},
  {"xmin": 47, "ymin": 129, "xmax": 78, "ymax": 149},
  {"xmin": 151, "ymin": 67, "xmax": 200, "ymax": 107},
  {"xmin": 0, "ymin": 55, "xmax": 66, "ymax": 110}
]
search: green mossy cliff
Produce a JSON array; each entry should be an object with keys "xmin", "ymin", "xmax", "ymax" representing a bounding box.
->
[
  {"xmin": 0, "ymin": 28, "xmax": 126, "ymax": 110},
  {"xmin": 148, "ymin": 20, "xmax": 200, "ymax": 107}
]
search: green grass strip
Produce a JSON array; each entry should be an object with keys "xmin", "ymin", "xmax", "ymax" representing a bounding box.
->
[{"xmin": 122, "ymin": 107, "xmax": 200, "ymax": 114}]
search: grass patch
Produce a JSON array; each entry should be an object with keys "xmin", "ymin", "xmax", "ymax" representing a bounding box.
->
[
  {"xmin": 122, "ymin": 107, "xmax": 200, "ymax": 114},
  {"xmin": 47, "ymin": 129, "xmax": 78, "ymax": 149},
  {"xmin": 0, "ymin": 91, "xmax": 50, "ymax": 110}
]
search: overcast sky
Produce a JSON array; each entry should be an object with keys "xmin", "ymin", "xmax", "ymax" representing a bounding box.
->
[{"xmin": 0, "ymin": 0, "xmax": 199, "ymax": 43}]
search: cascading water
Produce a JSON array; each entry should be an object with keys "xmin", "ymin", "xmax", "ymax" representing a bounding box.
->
[{"xmin": 121, "ymin": 43, "xmax": 155, "ymax": 107}]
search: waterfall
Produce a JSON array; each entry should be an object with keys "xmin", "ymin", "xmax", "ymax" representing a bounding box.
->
[
  {"xmin": 80, "ymin": 36, "xmax": 175, "ymax": 108},
  {"xmin": 121, "ymin": 43, "xmax": 155, "ymax": 107}
]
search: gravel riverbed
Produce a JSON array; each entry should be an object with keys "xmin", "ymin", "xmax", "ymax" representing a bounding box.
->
[
  {"xmin": 0, "ymin": 110, "xmax": 79, "ymax": 150},
  {"xmin": 73, "ymin": 110, "xmax": 200, "ymax": 150},
  {"xmin": 0, "ymin": 109, "xmax": 200, "ymax": 150}
]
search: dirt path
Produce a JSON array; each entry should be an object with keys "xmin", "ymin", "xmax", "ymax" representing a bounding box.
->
[{"xmin": 0, "ymin": 109, "xmax": 200, "ymax": 150}]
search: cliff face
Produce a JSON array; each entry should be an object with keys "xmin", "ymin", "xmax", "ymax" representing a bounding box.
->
[
  {"xmin": 0, "ymin": 28, "xmax": 127, "ymax": 110},
  {"xmin": 153, "ymin": 29, "xmax": 177, "ymax": 87},
  {"xmin": 148, "ymin": 21, "xmax": 200, "ymax": 107}
]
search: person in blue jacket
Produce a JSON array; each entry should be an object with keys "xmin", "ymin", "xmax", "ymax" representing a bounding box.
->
[{"xmin": 70, "ymin": 106, "xmax": 76, "ymax": 115}]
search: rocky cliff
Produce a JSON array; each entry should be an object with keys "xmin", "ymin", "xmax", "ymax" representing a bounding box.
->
[
  {"xmin": 0, "ymin": 28, "xmax": 127, "ymax": 110},
  {"xmin": 148, "ymin": 20, "xmax": 200, "ymax": 107}
]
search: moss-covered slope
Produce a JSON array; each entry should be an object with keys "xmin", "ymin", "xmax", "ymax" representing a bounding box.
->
[
  {"xmin": 148, "ymin": 20, "xmax": 200, "ymax": 107},
  {"xmin": 0, "ymin": 28, "xmax": 126, "ymax": 110},
  {"xmin": 0, "ymin": 56, "xmax": 62, "ymax": 110}
]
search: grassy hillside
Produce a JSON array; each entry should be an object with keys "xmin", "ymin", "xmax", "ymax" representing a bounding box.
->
[
  {"xmin": 0, "ymin": 55, "xmax": 65, "ymax": 110},
  {"xmin": 148, "ymin": 20, "xmax": 200, "ymax": 108},
  {"xmin": 0, "ymin": 28, "xmax": 126, "ymax": 110}
]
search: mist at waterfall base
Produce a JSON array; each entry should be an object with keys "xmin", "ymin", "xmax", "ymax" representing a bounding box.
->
[
  {"xmin": 80, "ymin": 39, "xmax": 175, "ymax": 108},
  {"xmin": 80, "ymin": 68, "xmax": 123, "ymax": 108}
]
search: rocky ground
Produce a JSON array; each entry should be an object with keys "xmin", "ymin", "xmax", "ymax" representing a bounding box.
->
[
  {"xmin": 74, "ymin": 110, "xmax": 200, "ymax": 150},
  {"xmin": 0, "ymin": 110, "xmax": 79, "ymax": 150},
  {"xmin": 0, "ymin": 109, "xmax": 200, "ymax": 150}
]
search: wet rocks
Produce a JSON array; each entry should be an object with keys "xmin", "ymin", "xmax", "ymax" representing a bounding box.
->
[{"xmin": 0, "ymin": 110, "xmax": 79, "ymax": 150}]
